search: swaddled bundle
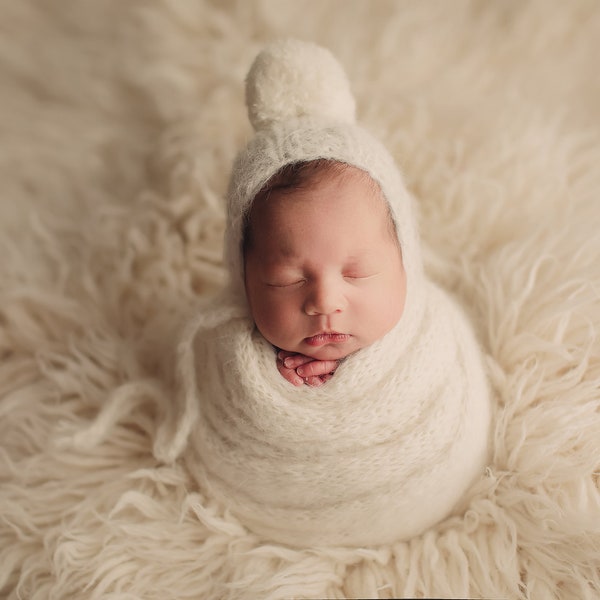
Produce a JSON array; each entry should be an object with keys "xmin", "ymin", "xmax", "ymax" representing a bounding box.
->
[{"xmin": 155, "ymin": 40, "xmax": 491, "ymax": 547}]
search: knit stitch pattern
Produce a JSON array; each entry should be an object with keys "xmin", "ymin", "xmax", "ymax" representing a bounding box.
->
[{"xmin": 173, "ymin": 280, "xmax": 491, "ymax": 546}]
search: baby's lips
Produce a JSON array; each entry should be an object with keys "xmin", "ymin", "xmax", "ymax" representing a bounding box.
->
[{"xmin": 304, "ymin": 332, "xmax": 350, "ymax": 347}]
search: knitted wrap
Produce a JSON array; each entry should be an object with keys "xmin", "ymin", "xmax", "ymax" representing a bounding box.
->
[
  {"xmin": 173, "ymin": 280, "xmax": 490, "ymax": 546},
  {"xmin": 153, "ymin": 40, "xmax": 491, "ymax": 546}
]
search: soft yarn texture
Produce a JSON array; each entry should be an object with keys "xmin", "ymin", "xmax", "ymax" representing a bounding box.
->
[
  {"xmin": 1, "ymin": 2, "xmax": 599, "ymax": 598},
  {"xmin": 171, "ymin": 280, "xmax": 490, "ymax": 547},
  {"xmin": 154, "ymin": 38, "xmax": 492, "ymax": 547},
  {"xmin": 245, "ymin": 39, "xmax": 356, "ymax": 130}
]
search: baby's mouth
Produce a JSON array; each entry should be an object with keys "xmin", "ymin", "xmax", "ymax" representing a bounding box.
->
[{"xmin": 304, "ymin": 332, "xmax": 351, "ymax": 347}]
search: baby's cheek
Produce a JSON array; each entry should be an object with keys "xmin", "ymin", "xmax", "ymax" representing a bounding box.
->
[
  {"xmin": 362, "ymin": 283, "xmax": 403, "ymax": 339},
  {"xmin": 382, "ymin": 282, "xmax": 405, "ymax": 330},
  {"xmin": 256, "ymin": 299, "xmax": 299, "ymax": 344}
]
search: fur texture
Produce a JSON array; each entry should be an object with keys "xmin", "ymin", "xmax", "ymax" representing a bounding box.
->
[{"xmin": 1, "ymin": 1, "xmax": 599, "ymax": 598}]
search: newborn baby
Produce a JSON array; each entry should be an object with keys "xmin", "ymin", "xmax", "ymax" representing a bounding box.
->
[
  {"xmin": 243, "ymin": 159, "xmax": 406, "ymax": 387},
  {"xmin": 156, "ymin": 39, "xmax": 491, "ymax": 548}
]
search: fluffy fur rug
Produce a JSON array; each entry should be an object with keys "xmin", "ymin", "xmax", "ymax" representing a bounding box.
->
[{"xmin": 1, "ymin": 1, "xmax": 599, "ymax": 598}]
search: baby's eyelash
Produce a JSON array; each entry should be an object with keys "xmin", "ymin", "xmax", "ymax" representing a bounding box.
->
[{"xmin": 267, "ymin": 279, "xmax": 306, "ymax": 288}]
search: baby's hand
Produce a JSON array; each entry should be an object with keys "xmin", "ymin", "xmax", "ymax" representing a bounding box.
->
[{"xmin": 276, "ymin": 350, "xmax": 339, "ymax": 387}]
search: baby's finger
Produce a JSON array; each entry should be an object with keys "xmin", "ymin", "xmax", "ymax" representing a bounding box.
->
[
  {"xmin": 296, "ymin": 360, "xmax": 339, "ymax": 378},
  {"xmin": 304, "ymin": 376, "xmax": 324, "ymax": 387},
  {"xmin": 277, "ymin": 363, "xmax": 305, "ymax": 387},
  {"xmin": 281, "ymin": 354, "xmax": 314, "ymax": 370}
]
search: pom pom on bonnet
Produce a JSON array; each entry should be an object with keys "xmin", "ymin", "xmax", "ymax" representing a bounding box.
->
[{"xmin": 225, "ymin": 39, "xmax": 424, "ymax": 306}]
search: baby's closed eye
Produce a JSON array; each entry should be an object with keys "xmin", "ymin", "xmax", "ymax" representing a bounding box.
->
[
  {"xmin": 343, "ymin": 271, "xmax": 379, "ymax": 281},
  {"xmin": 265, "ymin": 278, "xmax": 306, "ymax": 288}
]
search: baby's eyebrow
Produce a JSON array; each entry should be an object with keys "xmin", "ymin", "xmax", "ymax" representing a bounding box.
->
[
  {"xmin": 266, "ymin": 249, "xmax": 300, "ymax": 266},
  {"xmin": 278, "ymin": 245, "xmax": 298, "ymax": 259},
  {"xmin": 346, "ymin": 250, "xmax": 376, "ymax": 264},
  {"xmin": 262, "ymin": 253, "xmax": 300, "ymax": 269},
  {"xmin": 346, "ymin": 254, "xmax": 366, "ymax": 262}
]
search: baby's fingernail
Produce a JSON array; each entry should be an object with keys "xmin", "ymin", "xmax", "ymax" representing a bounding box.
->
[
  {"xmin": 284, "ymin": 358, "xmax": 293, "ymax": 368},
  {"xmin": 296, "ymin": 367, "xmax": 305, "ymax": 376},
  {"xmin": 294, "ymin": 376, "xmax": 304, "ymax": 386}
]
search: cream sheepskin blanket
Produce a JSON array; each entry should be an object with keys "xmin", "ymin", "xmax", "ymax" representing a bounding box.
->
[{"xmin": 1, "ymin": 1, "xmax": 599, "ymax": 598}]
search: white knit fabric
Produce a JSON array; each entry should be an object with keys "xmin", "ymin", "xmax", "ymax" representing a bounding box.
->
[
  {"xmin": 155, "ymin": 39, "xmax": 492, "ymax": 546},
  {"xmin": 245, "ymin": 38, "xmax": 356, "ymax": 130},
  {"xmin": 173, "ymin": 279, "xmax": 491, "ymax": 546}
]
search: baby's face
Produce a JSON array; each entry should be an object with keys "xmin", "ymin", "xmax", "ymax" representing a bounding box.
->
[{"xmin": 244, "ymin": 167, "xmax": 406, "ymax": 361}]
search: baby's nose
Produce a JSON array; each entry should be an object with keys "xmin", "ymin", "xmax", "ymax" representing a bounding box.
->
[{"xmin": 303, "ymin": 278, "xmax": 346, "ymax": 316}]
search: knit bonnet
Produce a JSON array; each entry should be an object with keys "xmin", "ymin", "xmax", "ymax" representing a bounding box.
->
[{"xmin": 225, "ymin": 39, "xmax": 424, "ymax": 304}]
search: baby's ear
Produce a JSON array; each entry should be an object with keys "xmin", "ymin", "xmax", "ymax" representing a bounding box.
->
[{"xmin": 245, "ymin": 39, "xmax": 356, "ymax": 131}]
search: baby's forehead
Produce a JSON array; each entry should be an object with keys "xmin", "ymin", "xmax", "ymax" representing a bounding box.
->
[{"xmin": 243, "ymin": 159, "xmax": 399, "ymax": 254}]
